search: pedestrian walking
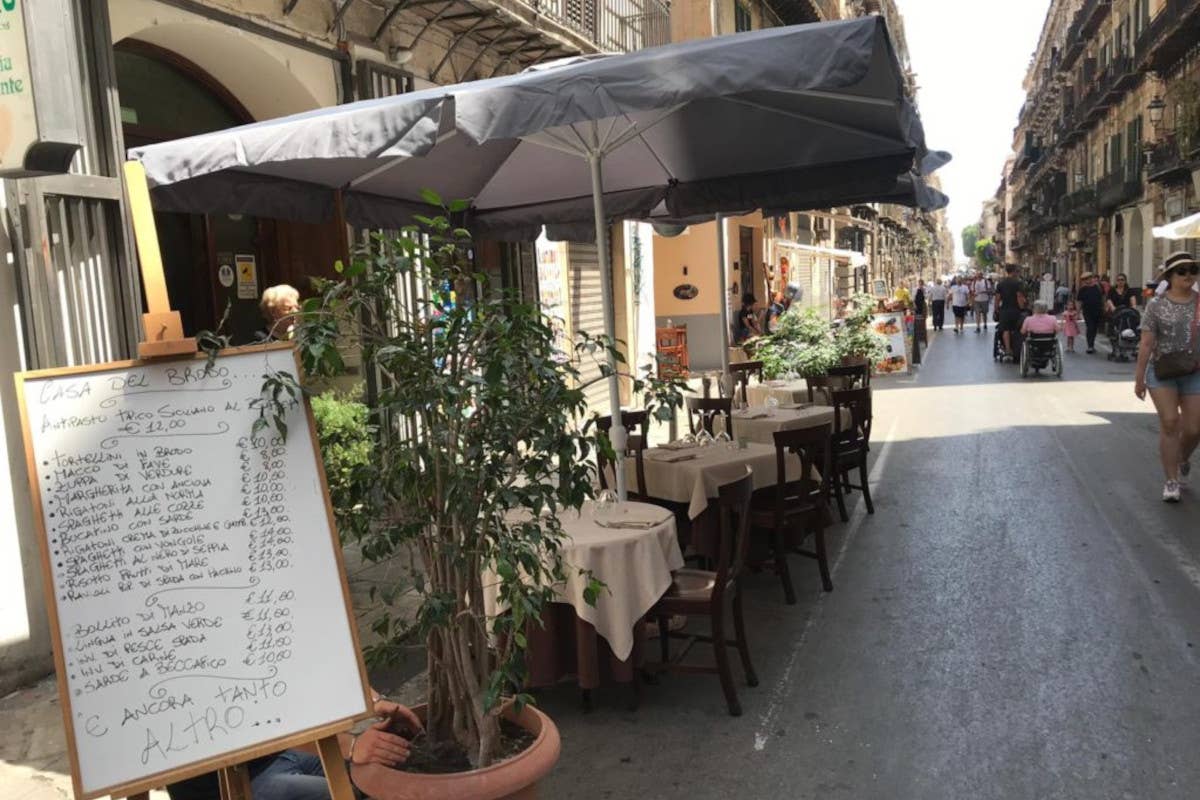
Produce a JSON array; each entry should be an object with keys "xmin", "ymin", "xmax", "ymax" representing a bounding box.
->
[
  {"xmin": 1106, "ymin": 273, "xmax": 1139, "ymax": 313},
  {"xmin": 972, "ymin": 273, "xmax": 991, "ymax": 333},
  {"xmin": 995, "ymin": 264, "xmax": 1025, "ymax": 360},
  {"xmin": 1062, "ymin": 299, "xmax": 1081, "ymax": 352},
  {"xmin": 929, "ymin": 280, "xmax": 948, "ymax": 331},
  {"xmin": 1077, "ymin": 272, "xmax": 1106, "ymax": 353},
  {"xmin": 914, "ymin": 284, "xmax": 927, "ymax": 316},
  {"xmin": 1054, "ymin": 282, "xmax": 1070, "ymax": 314},
  {"xmin": 1135, "ymin": 253, "xmax": 1200, "ymax": 503},
  {"xmin": 950, "ymin": 278, "xmax": 971, "ymax": 334}
]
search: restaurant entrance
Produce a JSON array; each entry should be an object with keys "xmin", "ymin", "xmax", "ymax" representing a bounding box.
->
[{"xmin": 114, "ymin": 40, "xmax": 344, "ymax": 344}]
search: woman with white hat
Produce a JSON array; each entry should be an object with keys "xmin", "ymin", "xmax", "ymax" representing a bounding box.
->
[{"xmin": 1135, "ymin": 252, "xmax": 1200, "ymax": 503}]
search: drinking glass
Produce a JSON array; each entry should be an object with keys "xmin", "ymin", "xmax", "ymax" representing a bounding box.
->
[
  {"xmin": 593, "ymin": 489, "xmax": 619, "ymax": 521},
  {"xmin": 715, "ymin": 431, "xmax": 734, "ymax": 451},
  {"xmin": 696, "ymin": 430, "xmax": 714, "ymax": 447}
]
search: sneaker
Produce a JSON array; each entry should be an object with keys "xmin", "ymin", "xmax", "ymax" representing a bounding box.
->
[
  {"xmin": 1086, "ymin": 348, "xmax": 1096, "ymax": 354},
  {"xmin": 1164, "ymin": 480, "xmax": 1182, "ymax": 503}
]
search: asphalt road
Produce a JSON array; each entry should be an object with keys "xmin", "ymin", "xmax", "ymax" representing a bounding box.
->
[{"xmin": 540, "ymin": 322, "xmax": 1200, "ymax": 800}]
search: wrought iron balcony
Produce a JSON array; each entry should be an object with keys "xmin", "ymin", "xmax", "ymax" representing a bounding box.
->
[
  {"xmin": 1146, "ymin": 133, "xmax": 1200, "ymax": 185},
  {"xmin": 1078, "ymin": 0, "xmax": 1111, "ymax": 38},
  {"xmin": 1097, "ymin": 169, "xmax": 1142, "ymax": 211},
  {"xmin": 1062, "ymin": 17, "xmax": 1086, "ymax": 70},
  {"xmin": 1059, "ymin": 187, "xmax": 1099, "ymax": 223},
  {"xmin": 1137, "ymin": 0, "xmax": 1200, "ymax": 73}
]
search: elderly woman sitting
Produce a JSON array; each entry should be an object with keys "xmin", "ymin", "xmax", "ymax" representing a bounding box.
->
[{"xmin": 1020, "ymin": 300, "xmax": 1059, "ymax": 336}]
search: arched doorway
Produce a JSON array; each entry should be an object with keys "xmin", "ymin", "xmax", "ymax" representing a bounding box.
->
[{"xmin": 114, "ymin": 40, "xmax": 344, "ymax": 343}]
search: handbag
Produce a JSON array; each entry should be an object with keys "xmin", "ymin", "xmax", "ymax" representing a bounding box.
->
[{"xmin": 1153, "ymin": 294, "xmax": 1200, "ymax": 380}]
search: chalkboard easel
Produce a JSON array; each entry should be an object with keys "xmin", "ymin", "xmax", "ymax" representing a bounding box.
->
[{"xmin": 33, "ymin": 162, "xmax": 364, "ymax": 800}]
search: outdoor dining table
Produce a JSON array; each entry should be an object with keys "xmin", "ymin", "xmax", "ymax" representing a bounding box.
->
[
  {"xmin": 482, "ymin": 502, "xmax": 682, "ymax": 694},
  {"xmin": 746, "ymin": 379, "xmax": 817, "ymax": 407},
  {"xmin": 715, "ymin": 405, "xmax": 843, "ymax": 445}
]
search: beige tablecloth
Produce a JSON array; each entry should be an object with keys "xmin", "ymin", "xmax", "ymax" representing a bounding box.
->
[
  {"xmin": 483, "ymin": 503, "xmax": 681, "ymax": 662},
  {"xmin": 716, "ymin": 406, "xmax": 840, "ymax": 445},
  {"xmin": 634, "ymin": 443, "xmax": 802, "ymax": 519}
]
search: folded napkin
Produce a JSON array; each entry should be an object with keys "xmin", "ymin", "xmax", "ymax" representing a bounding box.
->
[
  {"xmin": 660, "ymin": 440, "xmax": 699, "ymax": 451},
  {"xmin": 779, "ymin": 402, "xmax": 813, "ymax": 410},
  {"xmin": 734, "ymin": 410, "xmax": 771, "ymax": 420},
  {"xmin": 595, "ymin": 505, "xmax": 673, "ymax": 529},
  {"xmin": 646, "ymin": 449, "xmax": 700, "ymax": 463}
]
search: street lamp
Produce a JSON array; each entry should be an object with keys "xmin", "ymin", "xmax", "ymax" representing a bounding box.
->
[{"xmin": 1148, "ymin": 95, "xmax": 1166, "ymax": 127}]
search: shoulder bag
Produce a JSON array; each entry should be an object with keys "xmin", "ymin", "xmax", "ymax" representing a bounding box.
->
[{"xmin": 1153, "ymin": 294, "xmax": 1200, "ymax": 380}]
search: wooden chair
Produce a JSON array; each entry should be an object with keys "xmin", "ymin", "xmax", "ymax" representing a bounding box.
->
[
  {"xmin": 728, "ymin": 360, "xmax": 764, "ymax": 404},
  {"xmin": 829, "ymin": 388, "xmax": 874, "ymax": 522},
  {"xmin": 749, "ymin": 425, "xmax": 834, "ymax": 604},
  {"xmin": 806, "ymin": 374, "xmax": 836, "ymax": 406},
  {"xmin": 826, "ymin": 363, "xmax": 871, "ymax": 389},
  {"xmin": 686, "ymin": 396, "xmax": 732, "ymax": 437},
  {"xmin": 648, "ymin": 469, "xmax": 757, "ymax": 716},
  {"xmin": 594, "ymin": 411, "xmax": 649, "ymax": 498}
]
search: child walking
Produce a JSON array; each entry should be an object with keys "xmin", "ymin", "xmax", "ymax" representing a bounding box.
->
[{"xmin": 1061, "ymin": 299, "xmax": 1081, "ymax": 352}]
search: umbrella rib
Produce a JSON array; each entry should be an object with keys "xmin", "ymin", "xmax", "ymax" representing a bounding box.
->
[
  {"xmin": 525, "ymin": 129, "xmax": 589, "ymax": 157},
  {"xmin": 724, "ymin": 96, "xmax": 910, "ymax": 150},
  {"xmin": 347, "ymin": 131, "xmax": 459, "ymax": 189}
]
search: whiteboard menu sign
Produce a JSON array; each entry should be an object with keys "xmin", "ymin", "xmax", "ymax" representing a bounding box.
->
[{"xmin": 15, "ymin": 345, "xmax": 371, "ymax": 799}]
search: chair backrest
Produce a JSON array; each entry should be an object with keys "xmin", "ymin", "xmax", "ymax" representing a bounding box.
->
[
  {"xmin": 806, "ymin": 374, "xmax": 836, "ymax": 405},
  {"xmin": 729, "ymin": 360, "xmax": 764, "ymax": 404},
  {"xmin": 712, "ymin": 468, "xmax": 755, "ymax": 592},
  {"xmin": 830, "ymin": 387, "xmax": 872, "ymax": 450},
  {"xmin": 595, "ymin": 410, "xmax": 649, "ymax": 494},
  {"xmin": 770, "ymin": 424, "xmax": 832, "ymax": 510},
  {"xmin": 826, "ymin": 363, "xmax": 871, "ymax": 389},
  {"xmin": 686, "ymin": 396, "xmax": 732, "ymax": 436}
]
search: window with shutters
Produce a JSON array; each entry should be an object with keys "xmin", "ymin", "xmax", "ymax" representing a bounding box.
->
[
  {"xmin": 1126, "ymin": 117, "xmax": 1142, "ymax": 180},
  {"xmin": 735, "ymin": 1, "xmax": 753, "ymax": 32}
]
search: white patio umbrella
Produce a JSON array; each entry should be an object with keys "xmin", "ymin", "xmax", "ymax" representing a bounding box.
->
[
  {"xmin": 130, "ymin": 17, "xmax": 935, "ymax": 499},
  {"xmin": 1154, "ymin": 211, "xmax": 1200, "ymax": 239}
]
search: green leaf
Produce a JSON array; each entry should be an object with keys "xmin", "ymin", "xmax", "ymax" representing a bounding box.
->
[{"xmin": 419, "ymin": 188, "xmax": 443, "ymax": 207}]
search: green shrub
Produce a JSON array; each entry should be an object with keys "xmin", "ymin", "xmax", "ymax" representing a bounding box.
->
[
  {"xmin": 311, "ymin": 389, "xmax": 376, "ymax": 546},
  {"xmin": 753, "ymin": 306, "xmax": 839, "ymax": 378},
  {"xmin": 833, "ymin": 293, "xmax": 888, "ymax": 365}
]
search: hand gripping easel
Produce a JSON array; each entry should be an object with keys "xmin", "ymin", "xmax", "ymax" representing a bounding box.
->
[{"xmin": 117, "ymin": 161, "xmax": 360, "ymax": 800}]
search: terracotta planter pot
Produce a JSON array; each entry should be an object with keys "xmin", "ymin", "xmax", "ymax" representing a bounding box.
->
[{"xmin": 350, "ymin": 702, "xmax": 560, "ymax": 800}]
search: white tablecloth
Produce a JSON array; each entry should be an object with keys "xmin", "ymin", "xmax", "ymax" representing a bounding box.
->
[
  {"xmin": 633, "ymin": 443, "xmax": 802, "ymax": 519},
  {"xmin": 483, "ymin": 502, "xmax": 681, "ymax": 661},
  {"xmin": 717, "ymin": 405, "xmax": 840, "ymax": 445},
  {"xmin": 746, "ymin": 379, "xmax": 812, "ymax": 407}
]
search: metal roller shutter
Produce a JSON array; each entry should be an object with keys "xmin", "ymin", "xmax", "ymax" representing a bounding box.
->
[{"xmin": 568, "ymin": 241, "xmax": 611, "ymax": 416}]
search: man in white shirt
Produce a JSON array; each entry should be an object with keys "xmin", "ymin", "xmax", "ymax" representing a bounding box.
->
[
  {"xmin": 949, "ymin": 279, "xmax": 971, "ymax": 334},
  {"xmin": 928, "ymin": 280, "xmax": 949, "ymax": 331},
  {"xmin": 971, "ymin": 274, "xmax": 992, "ymax": 333}
]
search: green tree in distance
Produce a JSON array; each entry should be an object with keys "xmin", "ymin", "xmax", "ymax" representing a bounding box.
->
[{"xmin": 961, "ymin": 223, "xmax": 980, "ymax": 260}]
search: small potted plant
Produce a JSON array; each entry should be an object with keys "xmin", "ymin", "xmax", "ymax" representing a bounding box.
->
[{"xmin": 252, "ymin": 195, "xmax": 679, "ymax": 799}]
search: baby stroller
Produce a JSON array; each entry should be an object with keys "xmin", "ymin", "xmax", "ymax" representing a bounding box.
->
[
  {"xmin": 1020, "ymin": 332, "xmax": 1064, "ymax": 378},
  {"xmin": 1107, "ymin": 307, "xmax": 1141, "ymax": 362}
]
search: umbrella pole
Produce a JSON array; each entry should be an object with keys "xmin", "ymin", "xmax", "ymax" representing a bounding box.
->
[
  {"xmin": 716, "ymin": 214, "xmax": 732, "ymax": 382},
  {"xmin": 589, "ymin": 153, "xmax": 628, "ymax": 500}
]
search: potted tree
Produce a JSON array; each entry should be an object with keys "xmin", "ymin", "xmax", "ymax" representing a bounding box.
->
[
  {"xmin": 251, "ymin": 197, "xmax": 678, "ymax": 799},
  {"xmin": 750, "ymin": 306, "xmax": 839, "ymax": 379},
  {"xmin": 833, "ymin": 292, "xmax": 888, "ymax": 369}
]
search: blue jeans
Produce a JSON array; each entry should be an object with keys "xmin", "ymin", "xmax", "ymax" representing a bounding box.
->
[
  {"xmin": 250, "ymin": 751, "xmax": 331, "ymax": 800},
  {"xmin": 1146, "ymin": 363, "xmax": 1200, "ymax": 395}
]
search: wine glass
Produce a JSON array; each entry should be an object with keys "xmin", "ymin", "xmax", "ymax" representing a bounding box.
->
[
  {"xmin": 593, "ymin": 489, "xmax": 619, "ymax": 521},
  {"xmin": 696, "ymin": 429, "xmax": 714, "ymax": 447},
  {"xmin": 731, "ymin": 394, "xmax": 746, "ymax": 415},
  {"xmin": 766, "ymin": 396, "xmax": 780, "ymax": 414},
  {"xmin": 714, "ymin": 430, "xmax": 734, "ymax": 451}
]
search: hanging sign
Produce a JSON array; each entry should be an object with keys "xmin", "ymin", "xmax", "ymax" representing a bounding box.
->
[
  {"xmin": 235, "ymin": 254, "xmax": 258, "ymax": 300},
  {"xmin": 217, "ymin": 263, "xmax": 234, "ymax": 288},
  {"xmin": 0, "ymin": 0, "xmax": 82, "ymax": 176}
]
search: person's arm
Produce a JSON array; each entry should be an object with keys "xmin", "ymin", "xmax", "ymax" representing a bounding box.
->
[{"xmin": 1135, "ymin": 326, "xmax": 1155, "ymax": 400}]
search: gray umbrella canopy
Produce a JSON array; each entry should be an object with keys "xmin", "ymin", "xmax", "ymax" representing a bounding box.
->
[
  {"xmin": 131, "ymin": 16, "xmax": 930, "ymax": 235},
  {"xmin": 130, "ymin": 16, "xmax": 936, "ymax": 499}
]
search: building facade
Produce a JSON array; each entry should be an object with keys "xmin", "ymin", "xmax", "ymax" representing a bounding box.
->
[{"xmin": 1004, "ymin": 0, "xmax": 1200, "ymax": 289}]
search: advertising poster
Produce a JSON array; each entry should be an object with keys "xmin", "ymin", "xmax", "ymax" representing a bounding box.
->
[{"xmin": 872, "ymin": 312, "xmax": 909, "ymax": 375}]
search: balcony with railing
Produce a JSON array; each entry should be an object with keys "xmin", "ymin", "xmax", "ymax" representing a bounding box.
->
[
  {"xmin": 1078, "ymin": 0, "xmax": 1111, "ymax": 37},
  {"xmin": 1060, "ymin": 186, "xmax": 1099, "ymax": 222},
  {"xmin": 1097, "ymin": 166, "xmax": 1142, "ymax": 211},
  {"xmin": 1062, "ymin": 15, "xmax": 1086, "ymax": 70},
  {"xmin": 532, "ymin": 0, "xmax": 671, "ymax": 53},
  {"xmin": 1137, "ymin": 0, "xmax": 1200, "ymax": 73},
  {"xmin": 1147, "ymin": 127, "xmax": 1200, "ymax": 184}
]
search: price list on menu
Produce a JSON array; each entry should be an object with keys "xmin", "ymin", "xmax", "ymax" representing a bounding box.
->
[{"xmin": 17, "ymin": 348, "xmax": 368, "ymax": 798}]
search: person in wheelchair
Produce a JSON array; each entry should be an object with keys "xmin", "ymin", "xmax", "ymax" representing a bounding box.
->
[{"xmin": 1019, "ymin": 301, "xmax": 1063, "ymax": 374}]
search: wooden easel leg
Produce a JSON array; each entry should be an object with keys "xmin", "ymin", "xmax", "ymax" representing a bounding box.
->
[
  {"xmin": 218, "ymin": 764, "xmax": 253, "ymax": 800},
  {"xmin": 316, "ymin": 735, "xmax": 355, "ymax": 800}
]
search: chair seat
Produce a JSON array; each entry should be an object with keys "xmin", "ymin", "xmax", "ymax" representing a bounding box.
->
[
  {"xmin": 749, "ymin": 483, "xmax": 822, "ymax": 521},
  {"xmin": 664, "ymin": 568, "xmax": 717, "ymax": 600}
]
